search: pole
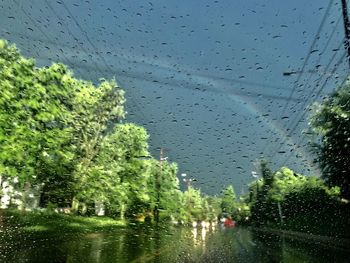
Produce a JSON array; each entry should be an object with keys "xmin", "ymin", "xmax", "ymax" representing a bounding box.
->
[
  {"xmin": 252, "ymin": 171, "xmax": 259, "ymax": 199},
  {"xmin": 184, "ymin": 178, "xmax": 192, "ymax": 190},
  {"xmin": 277, "ymin": 202, "xmax": 283, "ymax": 224},
  {"xmin": 154, "ymin": 148, "xmax": 163, "ymax": 223},
  {"xmin": 341, "ymin": 0, "xmax": 350, "ymax": 67}
]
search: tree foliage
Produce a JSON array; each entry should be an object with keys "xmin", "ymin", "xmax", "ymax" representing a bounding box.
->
[
  {"xmin": 0, "ymin": 39, "xmax": 208, "ymax": 221},
  {"xmin": 0, "ymin": 40, "xmax": 77, "ymax": 205},
  {"xmin": 310, "ymin": 79, "xmax": 350, "ymax": 200},
  {"xmin": 220, "ymin": 185, "xmax": 237, "ymax": 215},
  {"xmin": 248, "ymin": 166, "xmax": 340, "ymax": 226}
]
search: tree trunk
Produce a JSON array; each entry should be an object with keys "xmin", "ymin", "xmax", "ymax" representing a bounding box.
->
[
  {"xmin": 120, "ymin": 203, "xmax": 125, "ymax": 220},
  {"xmin": 20, "ymin": 182, "xmax": 31, "ymax": 212},
  {"xmin": 71, "ymin": 197, "xmax": 79, "ymax": 214}
]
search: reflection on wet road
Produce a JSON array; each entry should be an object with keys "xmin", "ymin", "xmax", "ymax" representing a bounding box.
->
[{"xmin": 1, "ymin": 225, "xmax": 349, "ymax": 262}]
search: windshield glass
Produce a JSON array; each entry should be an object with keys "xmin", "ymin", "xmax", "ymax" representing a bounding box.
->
[{"xmin": 0, "ymin": 0, "xmax": 349, "ymax": 262}]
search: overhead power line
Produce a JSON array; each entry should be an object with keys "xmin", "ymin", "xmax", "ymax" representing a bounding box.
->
[
  {"xmin": 341, "ymin": 0, "xmax": 350, "ymax": 67},
  {"xmin": 271, "ymin": 51, "xmax": 347, "ymax": 166},
  {"xmin": 280, "ymin": 69, "xmax": 349, "ymax": 167},
  {"xmin": 280, "ymin": 0, "xmax": 335, "ymax": 118},
  {"xmin": 279, "ymin": 14, "xmax": 343, "ymax": 136},
  {"xmin": 44, "ymin": 0, "xmax": 105, "ymax": 75},
  {"xmin": 263, "ymin": 2, "xmax": 343, "ymax": 158},
  {"xmin": 52, "ymin": 1, "xmax": 166, "ymax": 152},
  {"xmin": 13, "ymin": 0, "xmax": 87, "ymax": 78},
  {"xmin": 268, "ymin": 0, "xmax": 350, "ymax": 163},
  {"xmin": 282, "ymin": 39, "xmax": 345, "ymax": 136}
]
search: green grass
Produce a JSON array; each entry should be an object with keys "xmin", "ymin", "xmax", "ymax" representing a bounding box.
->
[{"xmin": 0, "ymin": 209, "xmax": 126, "ymax": 236}]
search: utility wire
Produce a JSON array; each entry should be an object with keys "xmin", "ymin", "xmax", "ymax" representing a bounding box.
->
[
  {"xmin": 8, "ymin": 20, "xmax": 297, "ymax": 102},
  {"xmin": 272, "ymin": 53, "xmax": 346, "ymax": 161},
  {"xmin": 284, "ymin": 19, "xmax": 343, "ymax": 132},
  {"xmin": 280, "ymin": 67, "xmax": 348, "ymax": 168},
  {"xmin": 282, "ymin": 39, "xmax": 344, "ymax": 137},
  {"xmin": 284, "ymin": 14, "xmax": 344, "ymax": 131},
  {"xmin": 271, "ymin": 46, "xmax": 346, "ymax": 158},
  {"xmin": 272, "ymin": 51, "xmax": 347, "ymax": 166},
  {"xmin": 55, "ymin": 1, "xmax": 164, "ymax": 151},
  {"xmin": 45, "ymin": 1, "xmax": 147, "ymax": 116},
  {"xmin": 263, "ymin": 9, "xmax": 342, "ymax": 157},
  {"xmin": 280, "ymin": 0, "xmax": 335, "ymax": 118},
  {"xmin": 44, "ymin": 0, "xmax": 105, "ymax": 75},
  {"xmin": 60, "ymin": 1, "xmax": 113, "ymax": 77},
  {"xmin": 18, "ymin": 0, "xmax": 156, "ymax": 150},
  {"xmin": 13, "ymin": 0, "xmax": 87, "ymax": 78}
]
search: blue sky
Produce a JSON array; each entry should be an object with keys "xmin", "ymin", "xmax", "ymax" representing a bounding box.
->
[{"xmin": 0, "ymin": 0, "xmax": 348, "ymax": 194}]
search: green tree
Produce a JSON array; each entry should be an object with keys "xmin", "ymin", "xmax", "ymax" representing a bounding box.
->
[
  {"xmin": 157, "ymin": 161, "xmax": 181, "ymax": 220},
  {"xmin": 71, "ymin": 78, "xmax": 125, "ymax": 210},
  {"xmin": 80, "ymin": 123, "xmax": 150, "ymax": 218},
  {"xmin": 0, "ymin": 40, "xmax": 76, "ymax": 207},
  {"xmin": 180, "ymin": 187, "xmax": 204, "ymax": 222},
  {"xmin": 204, "ymin": 195, "xmax": 221, "ymax": 221},
  {"xmin": 220, "ymin": 185, "xmax": 237, "ymax": 215},
  {"xmin": 268, "ymin": 167, "xmax": 307, "ymax": 203},
  {"xmin": 0, "ymin": 39, "xmax": 126, "ymax": 209},
  {"xmin": 249, "ymin": 159, "xmax": 275, "ymax": 224},
  {"xmin": 248, "ymin": 166, "xmax": 340, "ymax": 226},
  {"xmin": 260, "ymin": 159, "xmax": 274, "ymax": 196},
  {"xmin": 247, "ymin": 178, "xmax": 263, "ymax": 204},
  {"xmin": 310, "ymin": 79, "xmax": 350, "ymax": 200},
  {"xmin": 142, "ymin": 159, "xmax": 182, "ymax": 221}
]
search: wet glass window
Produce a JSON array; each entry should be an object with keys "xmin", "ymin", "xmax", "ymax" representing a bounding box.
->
[{"xmin": 0, "ymin": 0, "xmax": 349, "ymax": 262}]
